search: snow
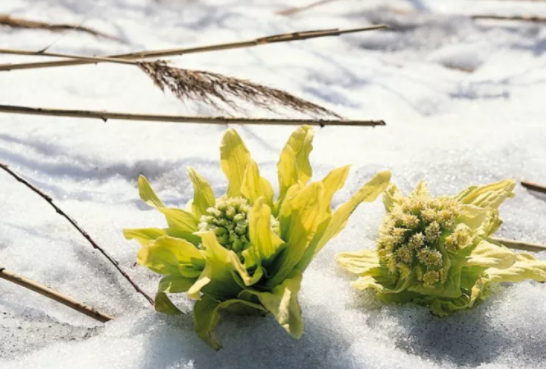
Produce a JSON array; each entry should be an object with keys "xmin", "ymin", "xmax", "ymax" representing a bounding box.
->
[{"xmin": 1, "ymin": 0, "xmax": 546, "ymax": 368}]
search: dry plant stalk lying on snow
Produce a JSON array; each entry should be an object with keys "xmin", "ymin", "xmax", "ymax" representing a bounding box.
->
[{"xmin": 0, "ymin": 14, "xmax": 121, "ymax": 41}]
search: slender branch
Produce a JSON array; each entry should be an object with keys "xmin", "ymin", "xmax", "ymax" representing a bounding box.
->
[
  {"xmin": 0, "ymin": 47, "xmax": 137, "ymax": 66},
  {"xmin": 0, "ymin": 25, "xmax": 388, "ymax": 72},
  {"xmin": 494, "ymin": 238, "xmax": 546, "ymax": 253},
  {"xmin": 0, "ymin": 103, "xmax": 386, "ymax": 127},
  {"xmin": 0, "ymin": 161, "xmax": 154, "ymax": 306},
  {"xmin": 472, "ymin": 15, "xmax": 546, "ymax": 23},
  {"xmin": 0, "ymin": 14, "xmax": 122, "ymax": 42},
  {"xmin": 277, "ymin": 0, "xmax": 340, "ymax": 16},
  {"xmin": 0, "ymin": 267, "xmax": 114, "ymax": 322},
  {"xmin": 521, "ymin": 180, "xmax": 546, "ymax": 195}
]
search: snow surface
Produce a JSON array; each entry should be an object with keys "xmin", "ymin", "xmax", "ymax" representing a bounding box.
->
[{"xmin": 1, "ymin": 0, "xmax": 546, "ymax": 368}]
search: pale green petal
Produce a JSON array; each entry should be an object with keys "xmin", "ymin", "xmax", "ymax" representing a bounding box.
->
[
  {"xmin": 194, "ymin": 231, "xmax": 242, "ymax": 299},
  {"xmin": 247, "ymin": 198, "xmax": 284, "ymax": 264},
  {"xmin": 137, "ymin": 236, "xmax": 205, "ymax": 277},
  {"xmin": 456, "ymin": 179, "xmax": 516, "ymax": 209},
  {"xmin": 123, "ymin": 228, "xmax": 168, "ymax": 247},
  {"xmin": 335, "ymin": 250, "xmax": 381, "ymax": 275},
  {"xmin": 351, "ymin": 275, "xmax": 385, "ymax": 293},
  {"xmin": 277, "ymin": 125, "xmax": 314, "ymax": 201},
  {"xmin": 383, "ymin": 183, "xmax": 403, "ymax": 213},
  {"xmin": 485, "ymin": 253, "xmax": 546, "ymax": 283},
  {"xmin": 193, "ymin": 295, "xmax": 266, "ymax": 351},
  {"xmin": 310, "ymin": 171, "xmax": 391, "ymax": 258},
  {"xmin": 220, "ymin": 129, "xmax": 251, "ymax": 197},
  {"xmin": 410, "ymin": 180, "xmax": 429, "ymax": 198},
  {"xmin": 241, "ymin": 159, "xmax": 274, "ymax": 207},
  {"xmin": 457, "ymin": 205, "xmax": 488, "ymax": 230},
  {"xmin": 158, "ymin": 274, "xmax": 196, "ymax": 294},
  {"xmin": 154, "ymin": 292, "xmax": 183, "ymax": 315},
  {"xmin": 465, "ymin": 240, "xmax": 516, "ymax": 269},
  {"xmin": 246, "ymin": 271, "xmax": 304, "ymax": 339},
  {"xmin": 188, "ymin": 167, "xmax": 216, "ymax": 219},
  {"xmin": 138, "ymin": 175, "xmax": 165, "ymax": 208},
  {"xmin": 267, "ymin": 182, "xmax": 323, "ymax": 288}
]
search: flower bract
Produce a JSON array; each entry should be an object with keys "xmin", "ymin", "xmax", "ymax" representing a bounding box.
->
[{"xmin": 124, "ymin": 125, "xmax": 391, "ymax": 349}]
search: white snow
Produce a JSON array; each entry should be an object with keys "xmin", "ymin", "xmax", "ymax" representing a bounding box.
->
[{"xmin": 1, "ymin": 0, "xmax": 546, "ymax": 368}]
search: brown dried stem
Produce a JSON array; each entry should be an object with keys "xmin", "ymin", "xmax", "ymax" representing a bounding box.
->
[
  {"xmin": 521, "ymin": 180, "xmax": 546, "ymax": 195},
  {"xmin": 0, "ymin": 161, "xmax": 154, "ymax": 306},
  {"xmin": 0, "ymin": 103, "xmax": 385, "ymax": 127},
  {"xmin": 276, "ymin": 0, "xmax": 340, "ymax": 16},
  {"xmin": 494, "ymin": 238, "xmax": 546, "ymax": 253},
  {"xmin": 0, "ymin": 14, "xmax": 122, "ymax": 42},
  {"xmin": 0, "ymin": 267, "xmax": 114, "ymax": 322},
  {"xmin": 472, "ymin": 15, "xmax": 546, "ymax": 23},
  {"xmin": 0, "ymin": 25, "xmax": 388, "ymax": 72}
]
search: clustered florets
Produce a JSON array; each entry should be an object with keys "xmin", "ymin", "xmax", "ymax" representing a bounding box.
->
[
  {"xmin": 198, "ymin": 197, "xmax": 280, "ymax": 255},
  {"xmin": 377, "ymin": 195, "xmax": 473, "ymax": 288}
]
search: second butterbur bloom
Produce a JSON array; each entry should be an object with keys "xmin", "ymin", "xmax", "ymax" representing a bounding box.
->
[
  {"xmin": 124, "ymin": 125, "xmax": 391, "ymax": 349},
  {"xmin": 336, "ymin": 180, "xmax": 546, "ymax": 316}
]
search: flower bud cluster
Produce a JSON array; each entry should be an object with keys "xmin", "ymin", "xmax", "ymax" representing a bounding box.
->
[{"xmin": 377, "ymin": 195, "xmax": 471, "ymax": 288}]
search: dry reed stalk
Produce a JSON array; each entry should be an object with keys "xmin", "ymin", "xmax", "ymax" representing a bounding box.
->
[
  {"xmin": 0, "ymin": 103, "xmax": 385, "ymax": 127},
  {"xmin": 0, "ymin": 49, "xmax": 339, "ymax": 116},
  {"xmin": 0, "ymin": 14, "xmax": 121, "ymax": 42},
  {"xmin": 494, "ymin": 238, "xmax": 546, "ymax": 253},
  {"xmin": 276, "ymin": 0, "xmax": 340, "ymax": 16},
  {"xmin": 472, "ymin": 15, "xmax": 546, "ymax": 23},
  {"xmin": 521, "ymin": 180, "xmax": 546, "ymax": 195},
  {"xmin": 0, "ymin": 267, "xmax": 114, "ymax": 323},
  {"xmin": 138, "ymin": 61, "xmax": 339, "ymax": 117},
  {"xmin": 0, "ymin": 161, "xmax": 154, "ymax": 306},
  {"xmin": 0, "ymin": 25, "xmax": 387, "ymax": 72}
]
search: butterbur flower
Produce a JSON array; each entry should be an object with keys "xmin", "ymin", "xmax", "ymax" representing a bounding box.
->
[
  {"xmin": 336, "ymin": 180, "xmax": 546, "ymax": 317},
  {"xmin": 124, "ymin": 125, "xmax": 391, "ymax": 349}
]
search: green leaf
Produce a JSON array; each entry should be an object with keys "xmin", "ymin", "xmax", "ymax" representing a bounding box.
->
[
  {"xmin": 465, "ymin": 240, "xmax": 516, "ymax": 269},
  {"xmin": 311, "ymin": 171, "xmax": 391, "ymax": 258},
  {"xmin": 267, "ymin": 182, "xmax": 323, "ymax": 288},
  {"xmin": 155, "ymin": 292, "xmax": 183, "ymax": 315},
  {"xmin": 277, "ymin": 125, "xmax": 314, "ymax": 201},
  {"xmin": 241, "ymin": 159, "xmax": 274, "ymax": 207},
  {"xmin": 485, "ymin": 253, "xmax": 546, "ymax": 283},
  {"xmin": 230, "ymin": 253, "xmax": 264, "ymax": 287},
  {"xmin": 246, "ymin": 271, "xmax": 304, "ymax": 339},
  {"xmin": 188, "ymin": 167, "xmax": 216, "ymax": 219},
  {"xmin": 193, "ymin": 295, "xmax": 266, "ymax": 351},
  {"xmin": 247, "ymin": 198, "xmax": 284, "ymax": 264},
  {"xmin": 319, "ymin": 165, "xmax": 351, "ymax": 219},
  {"xmin": 335, "ymin": 249, "xmax": 381, "ymax": 275},
  {"xmin": 137, "ymin": 236, "xmax": 205, "ymax": 277},
  {"xmin": 123, "ymin": 228, "xmax": 168, "ymax": 246},
  {"xmin": 158, "ymin": 274, "xmax": 196, "ymax": 294},
  {"xmin": 220, "ymin": 129, "xmax": 251, "ymax": 197},
  {"xmin": 456, "ymin": 179, "xmax": 516, "ymax": 209},
  {"xmin": 193, "ymin": 231, "xmax": 243, "ymax": 299},
  {"xmin": 138, "ymin": 175, "xmax": 165, "ymax": 208}
]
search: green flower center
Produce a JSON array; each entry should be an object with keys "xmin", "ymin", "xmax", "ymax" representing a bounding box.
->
[
  {"xmin": 378, "ymin": 196, "xmax": 471, "ymax": 288},
  {"xmin": 198, "ymin": 197, "xmax": 280, "ymax": 255}
]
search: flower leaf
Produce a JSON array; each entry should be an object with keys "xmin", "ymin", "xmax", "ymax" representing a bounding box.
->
[
  {"xmin": 485, "ymin": 253, "xmax": 546, "ymax": 283},
  {"xmin": 465, "ymin": 240, "xmax": 516, "ymax": 269},
  {"xmin": 188, "ymin": 167, "xmax": 216, "ymax": 219},
  {"xmin": 220, "ymin": 129, "xmax": 251, "ymax": 197},
  {"xmin": 155, "ymin": 292, "xmax": 183, "ymax": 315},
  {"xmin": 456, "ymin": 179, "xmax": 516, "ymax": 209},
  {"xmin": 241, "ymin": 159, "xmax": 274, "ymax": 207}
]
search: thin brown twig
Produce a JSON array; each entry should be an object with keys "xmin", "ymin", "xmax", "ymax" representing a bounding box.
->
[
  {"xmin": 521, "ymin": 180, "xmax": 546, "ymax": 195},
  {"xmin": 494, "ymin": 238, "xmax": 546, "ymax": 253},
  {"xmin": 0, "ymin": 103, "xmax": 386, "ymax": 127},
  {"xmin": 0, "ymin": 25, "xmax": 388, "ymax": 72},
  {"xmin": 0, "ymin": 267, "xmax": 114, "ymax": 322},
  {"xmin": 0, "ymin": 14, "xmax": 122, "ymax": 42},
  {"xmin": 276, "ymin": 0, "xmax": 340, "ymax": 16},
  {"xmin": 0, "ymin": 161, "xmax": 154, "ymax": 306},
  {"xmin": 472, "ymin": 15, "xmax": 546, "ymax": 23}
]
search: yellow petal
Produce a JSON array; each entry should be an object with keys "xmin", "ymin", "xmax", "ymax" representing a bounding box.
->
[
  {"xmin": 241, "ymin": 159, "xmax": 274, "ymax": 207},
  {"xmin": 277, "ymin": 125, "xmax": 314, "ymax": 201},
  {"xmin": 220, "ymin": 129, "xmax": 251, "ymax": 197},
  {"xmin": 456, "ymin": 179, "xmax": 516, "ymax": 209},
  {"xmin": 188, "ymin": 167, "xmax": 216, "ymax": 219}
]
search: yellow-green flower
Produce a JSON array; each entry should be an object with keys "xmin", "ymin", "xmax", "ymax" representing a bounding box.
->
[
  {"xmin": 336, "ymin": 180, "xmax": 546, "ymax": 317},
  {"xmin": 124, "ymin": 125, "xmax": 391, "ymax": 349}
]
